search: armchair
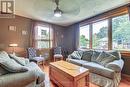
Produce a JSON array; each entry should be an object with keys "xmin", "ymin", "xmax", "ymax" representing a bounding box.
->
[{"xmin": 27, "ymin": 48, "xmax": 45, "ymax": 65}]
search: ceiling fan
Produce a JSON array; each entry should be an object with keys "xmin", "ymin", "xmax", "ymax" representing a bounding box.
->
[
  {"xmin": 54, "ymin": 0, "xmax": 62, "ymax": 17},
  {"xmin": 34, "ymin": 0, "xmax": 80, "ymax": 19}
]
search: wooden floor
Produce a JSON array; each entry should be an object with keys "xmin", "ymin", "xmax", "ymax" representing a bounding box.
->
[{"xmin": 39, "ymin": 64, "xmax": 130, "ymax": 87}]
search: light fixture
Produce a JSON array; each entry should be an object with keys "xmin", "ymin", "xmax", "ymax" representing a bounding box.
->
[
  {"xmin": 9, "ymin": 44, "xmax": 18, "ymax": 55},
  {"xmin": 54, "ymin": 7, "xmax": 62, "ymax": 17}
]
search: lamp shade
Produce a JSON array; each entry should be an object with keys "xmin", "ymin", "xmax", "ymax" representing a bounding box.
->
[{"xmin": 9, "ymin": 44, "xmax": 18, "ymax": 47}]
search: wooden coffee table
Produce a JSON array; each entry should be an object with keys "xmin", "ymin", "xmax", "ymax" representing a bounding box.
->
[{"xmin": 49, "ymin": 60, "xmax": 89, "ymax": 87}]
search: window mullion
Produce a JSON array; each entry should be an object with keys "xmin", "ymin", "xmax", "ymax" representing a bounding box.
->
[
  {"xmin": 89, "ymin": 24, "xmax": 93, "ymax": 49},
  {"xmin": 108, "ymin": 18, "xmax": 112, "ymax": 50}
]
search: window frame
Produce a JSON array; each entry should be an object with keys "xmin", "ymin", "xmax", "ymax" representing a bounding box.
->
[
  {"xmin": 34, "ymin": 25, "xmax": 53, "ymax": 49},
  {"xmin": 79, "ymin": 24, "xmax": 90, "ymax": 49},
  {"xmin": 79, "ymin": 13, "xmax": 130, "ymax": 51}
]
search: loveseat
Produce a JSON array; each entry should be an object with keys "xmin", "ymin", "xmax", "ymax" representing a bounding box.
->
[
  {"xmin": 66, "ymin": 50, "xmax": 124, "ymax": 87},
  {"xmin": 0, "ymin": 51, "xmax": 45, "ymax": 87}
]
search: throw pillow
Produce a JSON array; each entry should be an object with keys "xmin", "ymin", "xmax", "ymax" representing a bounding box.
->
[
  {"xmin": 100, "ymin": 55, "xmax": 116, "ymax": 66},
  {"xmin": 96, "ymin": 51, "xmax": 117, "ymax": 66},
  {"xmin": 0, "ymin": 58, "xmax": 28, "ymax": 73},
  {"xmin": 82, "ymin": 50, "xmax": 93, "ymax": 61},
  {"xmin": 91, "ymin": 51, "xmax": 101, "ymax": 62},
  {"xmin": 9, "ymin": 54, "xmax": 28, "ymax": 66},
  {"xmin": 70, "ymin": 51, "xmax": 83, "ymax": 60},
  {"xmin": 107, "ymin": 50, "xmax": 121, "ymax": 60}
]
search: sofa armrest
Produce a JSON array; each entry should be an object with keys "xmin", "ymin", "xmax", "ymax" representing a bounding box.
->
[
  {"xmin": 105, "ymin": 59, "xmax": 124, "ymax": 72},
  {"xmin": 0, "ymin": 70, "xmax": 37, "ymax": 87}
]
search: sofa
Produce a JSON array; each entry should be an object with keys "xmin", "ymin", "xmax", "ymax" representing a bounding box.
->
[
  {"xmin": 0, "ymin": 51, "xmax": 45, "ymax": 87},
  {"xmin": 66, "ymin": 50, "xmax": 124, "ymax": 87}
]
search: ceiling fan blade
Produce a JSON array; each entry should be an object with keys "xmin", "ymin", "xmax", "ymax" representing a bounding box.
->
[{"xmin": 59, "ymin": 0, "xmax": 80, "ymax": 16}]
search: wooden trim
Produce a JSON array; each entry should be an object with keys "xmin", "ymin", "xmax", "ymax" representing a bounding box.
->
[
  {"xmin": 122, "ymin": 74, "xmax": 130, "ymax": 82},
  {"xmin": 80, "ymin": 4, "xmax": 129, "ymax": 26},
  {"xmin": 89, "ymin": 24, "xmax": 92, "ymax": 49},
  {"xmin": 121, "ymin": 51, "xmax": 130, "ymax": 57},
  {"xmin": 108, "ymin": 18, "xmax": 112, "ymax": 50}
]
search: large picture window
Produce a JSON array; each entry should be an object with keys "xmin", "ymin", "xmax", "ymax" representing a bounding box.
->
[
  {"xmin": 92, "ymin": 20, "xmax": 108, "ymax": 50},
  {"xmin": 112, "ymin": 14, "xmax": 130, "ymax": 51},
  {"xmin": 35, "ymin": 25, "xmax": 53, "ymax": 49},
  {"xmin": 79, "ymin": 25, "xmax": 90, "ymax": 48},
  {"xmin": 79, "ymin": 14, "xmax": 130, "ymax": 51}
]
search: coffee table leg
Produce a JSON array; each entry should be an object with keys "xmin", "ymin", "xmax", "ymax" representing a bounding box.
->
[{"xmin": 86, "ymin": 74, "xmax": 89, "ymax": 87}]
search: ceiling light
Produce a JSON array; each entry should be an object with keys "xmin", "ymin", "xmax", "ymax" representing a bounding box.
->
[{"xmin": 54, "ymin": 7, "xmax": 62, "ymax": 17}]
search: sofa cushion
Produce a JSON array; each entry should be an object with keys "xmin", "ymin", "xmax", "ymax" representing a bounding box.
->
[
  {"xmin": 82, "ymin": 50, "xmax": 93, "ymax": 62},
  {"xmin": 91, "ymin": 51, "xmax": 101, "ymax": 62},
  {"xmin": 82, "ymin": 62, "xmax": 115, "ymax": 79},
  {"xmin": 66, "ymin": 58, "xmax": 88, "ymax": 66},
  {"xmin": 107, "ymin": 50, "xmax": 121, "ymax": 60},
  {"xmin": 105, "ymin": 59, "xmax": 124, "ymax": 72},
  {"xmin": 0, "ymin": 58, "xmax": 28, "ymax": 73},
  {"xmin": 0, "ymin": 66, "xmax": 9, "ymax": 75},
  {"xmin": 70, "ymin": 51, "xmax": 83, "ymax": 60},
  {"xmin": 9, "ymin": 54, "xmax": 29, "ymax": 66},
  {"xmin": 96, "ymin": 51, "xmax": 117, "ymax": 66}
]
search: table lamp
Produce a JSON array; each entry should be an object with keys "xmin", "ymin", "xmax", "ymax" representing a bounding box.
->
[{"xmin": 9, "ymin": 44, "xmax": 18, "ymax": 55}]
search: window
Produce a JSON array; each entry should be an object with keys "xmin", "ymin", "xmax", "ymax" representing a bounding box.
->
[
  {"xmin": 35, "ymin": 25, "xmax": 53, "ymax": 49},
  {"xmin": 79, "ymin": 25, "xmax": 90, "ymax": 48},
  {"xmin": 92, "ymin": 20, "xmax": 108, "ymax": 50},
  {"xmin": 112, "ymin": 14, "xmax": 130, "ymax": 50}
]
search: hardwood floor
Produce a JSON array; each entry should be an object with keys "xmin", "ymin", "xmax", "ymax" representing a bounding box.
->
[{"xmin": 39, "ymin": 64, "xmax": 130, "ymax": 87}]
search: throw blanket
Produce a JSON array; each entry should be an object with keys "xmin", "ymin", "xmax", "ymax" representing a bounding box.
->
[{"xmin": 25, "ymin": 62, "xmax": 45, "ymax": 84}]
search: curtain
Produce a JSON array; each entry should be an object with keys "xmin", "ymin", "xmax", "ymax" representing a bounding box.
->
[
  {"xmin": 128, "ymin": 5, "xmax": 130, "ymax": 20},
  {"xmin": 74, "ymin": 23, "xmax": 80, "ymax": 50}
]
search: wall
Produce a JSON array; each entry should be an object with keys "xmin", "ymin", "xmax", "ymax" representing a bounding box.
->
[
  {"xmin": 0, "ymin": 15, "xmax": 66, "ymax": 58},
  {"xmin": 0, "ymin": 15, "xmax": 32, "ymax": 57}
]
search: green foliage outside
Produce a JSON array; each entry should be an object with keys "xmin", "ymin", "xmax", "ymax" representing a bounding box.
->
[{"xmin": 80, "ymin": 35, "xmax": 89, "ymax": 48}]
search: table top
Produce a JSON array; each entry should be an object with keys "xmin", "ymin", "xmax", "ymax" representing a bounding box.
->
[{"xmin": 50, "ymin": 60, "xmax": 89, "ymax": 77}]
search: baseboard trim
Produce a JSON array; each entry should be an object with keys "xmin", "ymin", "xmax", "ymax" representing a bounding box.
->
[{"xmin": 122, "ymin": 74, "xmax": 130, "ymax": 81}]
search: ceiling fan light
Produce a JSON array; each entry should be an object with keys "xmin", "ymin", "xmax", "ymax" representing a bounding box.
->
[
  {"xmin": 54, "ymin": 7, "xmax": 62, "ymax": 17},
  {"xmin": 54, "ymin": 12, "xmax": 62, "ymax": 17}
]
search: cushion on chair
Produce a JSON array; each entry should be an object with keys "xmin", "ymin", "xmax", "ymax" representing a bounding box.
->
[
  {"xmin": 30, "ymin": 57, "xmax": 44, "ymax": 62},
  {"xmin": 54, "ymin": 54, "xmax": 63, "ymax": 58},
  {"xmin": 82, "ymin": 62, "xmax": 115, "ymax": 79}
]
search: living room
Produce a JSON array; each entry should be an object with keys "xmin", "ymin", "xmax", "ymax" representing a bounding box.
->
[{"xmin": 0, "ymin": 0, "xmax": 130, "ymax": 87}]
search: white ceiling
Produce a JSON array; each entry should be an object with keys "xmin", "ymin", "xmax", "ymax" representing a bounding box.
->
[{"xmin": 15, "ymin": 0, "xmax": 130, "ymax": 26}]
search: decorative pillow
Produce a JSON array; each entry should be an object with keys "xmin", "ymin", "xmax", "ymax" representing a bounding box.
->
[
  {"xmin": 70, "ymin": 51, "xmax": 83, "ymax": 60},
  {"xmin": 107, "ymin": 50, "xmax": 121, "ymax": 60},
  {"xmin": 96, "ymin": 51, "xmax": 117, "ymax": 66},
  {"xmin": 9, "ymin": 54, "xmax": 29, "ymax": 66},
  {"xmin": 91, "ymin": 51, "xmax": 101, "ymax": 62},
  {"xmin": 0, "ymin": 66, "xmax": 9, "ymax": 75},
  {"xmin": 82, "ymin": 50, "xmax": 93, "ymax": 61},
  {"xmin": 0, "ymin": 58, "xmax": 28, "ymax": 73},
  {"xmin": 0, "ymin": 51, "xmax": 10, "ymax": 59}
]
